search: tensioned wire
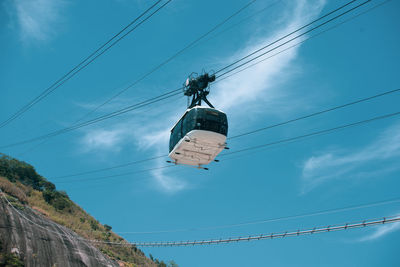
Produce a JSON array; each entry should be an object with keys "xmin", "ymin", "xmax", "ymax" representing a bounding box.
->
[
  {"xmin": 0, "ymin": 0, "xmax": 169, "ymax": 129},
  {"xmin": 220, "ymin": 110, "xmax": 400, "ymax": 157},
  {"xmin": 5, "ymin": 0, "xmax": 259, "ymax": 154},
  {"xmin": 53, "ymin": 108, "xmax": 400, "ymax": 185},
  {"xmin": 1, "ymin": 188, "xmax": 399, "ymax": 247},
  {"xmin": 213, "ymin": 0, "xmax": 361, "ymax": 76},
  {"xmin": 187, "ymin": 0, "xmax": 282, "ymax": 52},
  {"xmin": 0, "ymin": 0, "xmax": 368, "ymax": 149},
  {"xmin": 215, "ymin": 0, "xmax": 372, "ymax": 79},
  {"xmin": 2, "ymin": 0, "xmax": 396, "ymax": 247},
  {"xmin": 15, "ymin": 95, "xmax": 186, "ymax": 157},
  {"xmin": 5, "ymin": 0, "xmax": 394, "ymax": 186},
  {"xmin": 114, "ymin": 197, "xmax": 400, "ymax": 235},
  {"xmin": 50, "ymin": 87, "xmax": 400, "ymax": 181},
  {"xmin": 126, "ymin": 216, "xmax": 400, "ymax": 247},
  {"xmin": 214, "ymin": 0, "xmax": 392, "ymax": 84},
  {"xmin": 46, "ymin": 0, "xmax": 394, "ymax": 180},
  {"xmin": 0, "ymin": 90, "xmax": 183, "ymax": 149},
  {"xmin": 76, "ymin": 0, "xmax": 258, "ymax": 124}
]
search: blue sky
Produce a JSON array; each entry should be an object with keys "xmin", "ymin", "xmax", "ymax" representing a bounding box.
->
[{"xmin": 1, "ymin": 0, "xmax": 400, "ymax": 266}]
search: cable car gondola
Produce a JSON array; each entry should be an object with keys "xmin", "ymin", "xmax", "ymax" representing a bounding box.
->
[{"xmin": 168, "ymin": 73, "xmax": 228, "ymax": 167}]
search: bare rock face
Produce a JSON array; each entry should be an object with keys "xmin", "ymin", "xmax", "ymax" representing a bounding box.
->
[{"xmin": 0, "ymin": 199, "xmax": 119, "ymax": 267}]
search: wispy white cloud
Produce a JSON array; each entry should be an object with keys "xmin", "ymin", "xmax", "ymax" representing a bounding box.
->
[
  {"xmin": 212, "ymin": 0, "xmax": 326, "ymax": 118},
  {"xmin": 136, "ymin": 128, "xmax": 169, "ymax": 151},
  {"xmin": 78, "ymin": 0, "xmax": 326, "ymax": 194},
  {"xmin": 80, "ymin": 128, "xmax": 126, "ymax": 152},
  {"xmin": 77, "ymin": 99, "xmax": 190, "ymax": 193},
  {"xmin": 11, "ymin": 0, "xmax": 65, "ymax": 42},
  {"xmin": 301, "ymin": 122, "xmax": 400, "ymax": 193},
  {"xmin": 151, "ymin": 153, "xmax": 188, "ymax": 194}
]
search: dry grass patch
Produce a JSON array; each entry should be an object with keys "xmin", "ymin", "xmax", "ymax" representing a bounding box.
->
[
  {"xmin": 0, "ymin": 177, "xmax": 27, "ymax": 203},
  {"xmin": 31, "ymin": 206, "xmax": 50, "ymax": 217}
]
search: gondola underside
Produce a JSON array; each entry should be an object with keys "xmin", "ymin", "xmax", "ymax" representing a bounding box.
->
[{"xmin": 169, "ymin": 130, "xmax": 226, "ymax": 166}]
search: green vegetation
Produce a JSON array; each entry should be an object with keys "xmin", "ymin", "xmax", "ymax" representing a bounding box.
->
[
  {"xmin": 0, "ymin": 253, "xmax": 24, "ymax": 267},
  {"xmin": 0, "ymin": 154, "xmax": 71, "ymax": 212},
  {"xmin": 149, "ymin": 255, "xmax": 178, "ymax": 267},
  {"xmin": 0, "ymin": 153, "xmax": 165, "ymax": 267},
  {"xmin": 0, "ymin": 239, "xmax": 24, "ymax": 267},
  {"xmin": 0, "ymin": 154, "xmax": 53, "ymax": 192},
  {"xmin": 104, "ymin": 224, "xmax": 112, "ymax": 231}
]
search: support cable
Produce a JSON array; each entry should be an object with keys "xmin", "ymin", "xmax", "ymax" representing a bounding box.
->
[
  {"xmin": 0, "ymin": 0, "xmax": 169, "ymax": 129},
  {"xmin": 49, "ymin": 88, "xmax": 400, "ymax": 180},
  {"xmin": 52, "ymin": 155, "xmax": 168, "ymax": 179},
  {"xmin": 221, "ymin": 110, "xmax": 400, "ymax": 157},
  {"xmin": 216, "ymin": 0, "xmax": 371, "ymax": 79},
  {"xmin": 0, "ymin": 0, "xmax": 374, "ymax": 149},
  {"xmin": 13, "ymin": 0, "xmax": 262, "ymax": 157},
  {"xmin": 12, "ymin": 0, "xmax": 392, "ymax": 160},
  {"xmin": 55, "ymin": 165, "xmax": 173, "ymax": 184},
  {"xmin": 228, "ymin": 88, "xmax": 400, "ymax": 140},
  {"xmin": 52, "ymin": 110, "xmax": 400, "ymax": 186},
  {"xmin": 213, "ymin": 0, "xmax": 360, "ymax": 76},
  {"xmin": 114, "ymin": 216, "xmax": 400, "ymax": 247},
  {"xmin": 215, "ymin": 0, "xmax": 392, "ymax": 83},
  {"xmin": 77, "ymin": 0, "xmax": 257, "ymax": 123},
  {"xmin": 201, "ymin": 1, "xmax": 282, "ymax": 45},
  {"xmin": 57, "ymin": 109, "xmax": 400, "ymax": 186},
  {"xmin": 0, "ymin": 0, "xmax": 256, "ymax": 150},
  {"xmin": 108, "ymin": 197, "xmax": 400, "ymax": 235},
  {"xmin": 0, "ymin": 89, "xmax": 183, "ymax": 149},
  {"xmin": 1, "ymin": 189, "xmax": 398, "ymax": 247}
]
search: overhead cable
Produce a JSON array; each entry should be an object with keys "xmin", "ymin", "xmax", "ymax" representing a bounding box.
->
[
  {"xmin": 216, "ymin": 0, "xmax": 371, "ymax": 78},
  {"xmin": 222, "ymin": 110, "xmax": 400, "ymax": 157},
  {"xmin": 53, "ymin": 110, "xmax": 400, "ymax": 186},
  {"xmin": 216, "ymin": 0, "xmax": 392, "ymax": 83},
  {"xmin": 128, "ymin": 216, "xmax": 400, "ymax": 247},
  {"xmin": 228, "ymin": 88, "xmax": 400, "ymax": 140},
  {"xmin": 1, "ymin": 189, "xmax": 399, "ymax": 247},
  {"xmin": 50, "ymin": 88, "xmax": 400, "ymax": 180},
  {"xmin": 0, "ymin": 89, "xmax": 182, "ymax": 149},
  {"xmin": 55, "ymin": 165, "xmax": 173, "ymax": 184},
  {"xmin": 77, "ymin": 0, "xmax": 257, "ymax": 123},
  {"xmin": 0, "ymin": 0, "xmax": 377, "ymax": 149},
  {"xmin": 214, "ymin": 0, "xmax": 360, "ymax": 76},
  {"xmin": 0, "ymin": 0, "xmax": 169, "ymax": 129},
  {"xmin": 39, "ymin": 1, "xmax": 393, "ymax": 165},
  {"xmin": 113, "ymin": 197, "xmax": 400, "ymax": 235},
  {"xmin": 52, "ymin": 155, "xmax": 168, "ymax": 179},
  {"xmin": 0, "ymin": 0, "xmax": 257, "ymax": 150},
  {"xmin": 190, "ymin": 0, "xmax": 281, "ymax": 51}
]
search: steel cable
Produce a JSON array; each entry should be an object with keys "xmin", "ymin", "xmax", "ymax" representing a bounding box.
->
[{"xmin": 0, "ymin": 0, "xmax": 169, "ymax": 129}]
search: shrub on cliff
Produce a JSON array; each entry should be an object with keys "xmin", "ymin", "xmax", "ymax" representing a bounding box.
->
[
  {"xmin": 0, "ymin": 154, "xmax": 72, "ymax": 212},
  {"xmin": 0, "ymin": 253, "xmax": 24, "ymax": 267},
  {"xmin": 42, "ymin": 189, "xmax": 71, "ymax": 211},
  {"xmin": 0, "ymin": 154, "xmax": 55, "ymax": 192}
]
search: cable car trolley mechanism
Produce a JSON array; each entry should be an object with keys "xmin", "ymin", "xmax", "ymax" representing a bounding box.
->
[{"xmin": 168, "ymin": 72, "xmax": 228, "ymax": 169}]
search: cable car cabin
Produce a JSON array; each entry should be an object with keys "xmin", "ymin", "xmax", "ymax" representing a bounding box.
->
[{"xmin": 169, "ymin": 106, "xmax": 228, "ymax": 166}]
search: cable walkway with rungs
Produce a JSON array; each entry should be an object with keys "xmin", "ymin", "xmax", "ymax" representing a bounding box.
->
[
  {"xmin": 126, "ymin": 216, "xmax": 400, "ymax": 247},
  {"xmin": 2, "ymin": 188, "xmax": 398, "ymax": 248}
]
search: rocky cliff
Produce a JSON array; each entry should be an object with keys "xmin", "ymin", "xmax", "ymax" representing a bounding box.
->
[
  {"xmin": 0, "ymin": 198, "xmax": 120, "ymax": 267},
  {"xmin": 0, "ymin": 153, "xmax": 160, "ymax": 267}
]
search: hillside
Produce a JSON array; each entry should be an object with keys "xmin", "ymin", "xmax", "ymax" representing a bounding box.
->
[
  {"xmin": 0, "ymin": 153, "xmax": 172, "ymax": 267},
  {"xmin": 0, "ymin": 197, "xmax": 122, "ymax": 267}
]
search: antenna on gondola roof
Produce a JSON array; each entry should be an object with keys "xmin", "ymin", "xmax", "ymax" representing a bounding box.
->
[{"xmin": 183, "ymin": 72, "xmax": 216, "ymax": 109}]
